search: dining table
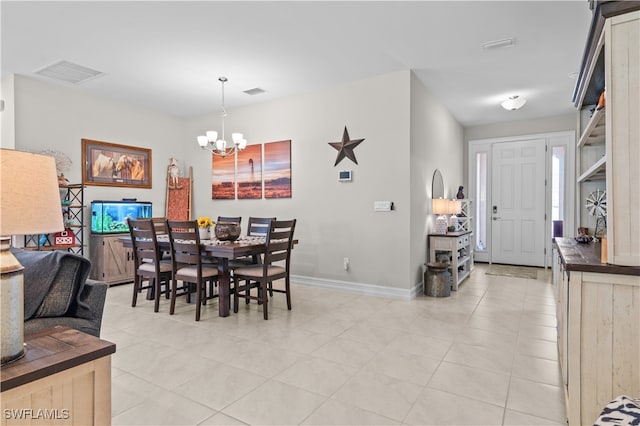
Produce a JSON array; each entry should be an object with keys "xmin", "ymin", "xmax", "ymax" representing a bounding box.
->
[{"xmin": 120, "ymin": 234, "xmax": 281, "ymax": 317}]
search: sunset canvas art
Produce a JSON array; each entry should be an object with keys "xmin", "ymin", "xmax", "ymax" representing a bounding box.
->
[
  {"xmin": 211, "ymin": 153, "xmax": 235, "ymax": 199},
  {"xmin": 264, "ymin": 140, "xmax": 291, "ymax": 199},
  {"xmin": 236, "ymin": 144, "xmax": 262, "ymax": 199}
]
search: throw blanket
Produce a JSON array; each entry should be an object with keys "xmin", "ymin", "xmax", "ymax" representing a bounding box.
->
[
  {"xmin": 11, "ymin": 248, "xmax": 91, "ymax": 319},
  {"xmin": 594, "ymin": 395, "xmax": 640, "ymax": 426}
]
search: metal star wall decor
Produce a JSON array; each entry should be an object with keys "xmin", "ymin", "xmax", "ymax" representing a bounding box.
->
[{"xmin": 328, "ymin": 126, "xmax": 365, "ymax": 166}]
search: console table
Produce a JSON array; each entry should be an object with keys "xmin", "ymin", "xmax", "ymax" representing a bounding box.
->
[
  {"xmin": 1, "ymin": 326, "xmax": 116, "ymax": 426},
  {"xmin": 428, "ymin": 231, "xmax": 473, "ymax": 291}
]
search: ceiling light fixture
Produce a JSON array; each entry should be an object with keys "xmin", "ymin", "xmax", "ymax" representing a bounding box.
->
[
  {"xmin": 501, "ymin": 95, "xmax": 527, "ymax": 111},
  {"xmin": 197, "ymin": 77, "xmax": 247, "ymax": 157}
]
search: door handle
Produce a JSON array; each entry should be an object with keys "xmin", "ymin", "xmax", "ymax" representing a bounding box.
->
[{"xmin": 492, "ymin": 217, "xmax": 501, "ymax": 221}]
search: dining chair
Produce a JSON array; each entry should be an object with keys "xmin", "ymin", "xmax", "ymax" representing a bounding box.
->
[
  {"xmin": 166, "ymin": 219, "xmax": 220, "ymax": 321},
  {"xmin": 246, "ymin": 216, "xmax": 276, "ymax": 237},
  {"xmin": 233, "ymin": 219, "xmax": 296, "ymax": 320},
  {"xmin": 127, "ymin": 218, "xmax": 173, "ymax": 312},
  {"xmin": 151, "ymin": 217, "xmax": 167, "ymax": 234},
  {"xmin": 217, "ymin": 216, "xmax": 242, "ymax": 225},
  {"xmin": 230, "ymin": 217, "xmax": 277, "ymax": 302}
]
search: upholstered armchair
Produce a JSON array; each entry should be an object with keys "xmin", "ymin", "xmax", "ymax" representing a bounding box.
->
[{"xmin": 12, "ymin": 248, "xmax": 107, "ymax": 337}]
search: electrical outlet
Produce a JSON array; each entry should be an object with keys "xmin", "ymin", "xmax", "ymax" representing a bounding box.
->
[{"xmin": 343, "ymin": 257, "xmax": 350, "ymax": 270}]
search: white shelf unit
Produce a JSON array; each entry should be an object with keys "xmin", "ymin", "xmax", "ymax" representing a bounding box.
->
[
  {"xmin": 573, "ymin": 6, "xmax": 640, "ymax": 266},
  {"xmin": 428, "ymin": 230, "xmax": 473, "ymax": 291},
  {"xmin": 457, "ymin": 199, "xmax": 472, "ymax": 233}
]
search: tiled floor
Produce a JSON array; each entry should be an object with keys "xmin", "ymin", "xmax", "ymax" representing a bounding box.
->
[{"xmin": 102, "ymin": 263, "xmax": 566, "ymax": 425}]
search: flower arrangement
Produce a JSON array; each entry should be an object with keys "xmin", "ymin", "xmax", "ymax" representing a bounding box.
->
[{"xmin": 197, "ymin": 216, "xmax": 215, "ymax": 229}]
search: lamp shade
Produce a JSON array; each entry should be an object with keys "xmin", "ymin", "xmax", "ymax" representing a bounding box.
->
[
  {"xmin": 432, "ymin": 198, "xmax": 449, "ymax": 215},
  {"xmin": 0, "ymin": 149, "xmax": 64, "ymax": 236},
  {"xmin": 447, "ymin": 200, "xmax": 462, "ymax": 215},
  {"xmin": 1, "ymin": 149, "xmax": 64, "ymax": 365}
]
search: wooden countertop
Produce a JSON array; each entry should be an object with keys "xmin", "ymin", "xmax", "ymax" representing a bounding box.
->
[
  {"xmin": 554, "ymin": 237, "xmax": 640, "ymax": 276},
  {"xmin": 1, "ymin": 326, "xmax": 116, "ymax": 392}
]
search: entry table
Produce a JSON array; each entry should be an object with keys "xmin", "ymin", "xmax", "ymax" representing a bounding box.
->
[
  {"xmin": 1, "ymin": 326, "xmax": 116, "ymax": 426},
  {"xmin": 428, "ymin": 231, "xmax": 473, "ymax": 291}
]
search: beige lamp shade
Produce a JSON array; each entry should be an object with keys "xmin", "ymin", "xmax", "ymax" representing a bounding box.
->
[
  {"xmin": 447, "ymin": 200, "xmax": 462, "ymax": 215},
  {"xmin": 0, "ymin": 149, "xmax": 64, "ymax": 364},
  {"xmin": 432, "ymin": 198, "xmax": 449, "ymax": 215},
  {"xmin": 0, "ymin": 149, "xmax": 64, "ymax": 236}
]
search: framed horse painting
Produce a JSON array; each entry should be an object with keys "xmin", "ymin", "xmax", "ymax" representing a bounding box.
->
[{"xmin": 82, "ymin": 139, "xmax": 152, "ymax": 188}]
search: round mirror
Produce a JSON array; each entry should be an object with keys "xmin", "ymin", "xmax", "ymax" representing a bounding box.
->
[{"xmin": 432, "ymin": 169, "xmax": 444, "ymax": 199}]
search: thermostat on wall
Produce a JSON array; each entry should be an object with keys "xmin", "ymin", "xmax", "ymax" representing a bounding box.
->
[{"xmin": 338, "ymin": 170, "xmax": 352, "ymax": 182}]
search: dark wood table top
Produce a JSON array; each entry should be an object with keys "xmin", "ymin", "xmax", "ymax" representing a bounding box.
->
[
  {"xmin": 120, "ymin": 235, "xmax": 296, "ymax": 259},
  {"xmin": 1, "ymin": 326, "xmax": 116, "ymax": 392},
  {"xmin": 554, "ymin": 237, "xmax": 640, "ymax": 276}
]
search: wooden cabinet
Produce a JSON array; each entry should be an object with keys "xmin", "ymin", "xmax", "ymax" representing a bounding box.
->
[
  {"xmin": 574, "ymin": 5, "xmax": 640, "ymax": 266},
  {"xmin": 89, "ymin": 234, "xmax": 134, "ymax": 285},
  {"xmin": 428, "ymin": 231, "xmax": 473, "ymax": 291},
  {"xmin": 554, "ymin": 238, "xmax": 640, "ymax": 425},
  {"xmin": 1, "ymin": 327, "xmax": 115, "ymax": 426}
]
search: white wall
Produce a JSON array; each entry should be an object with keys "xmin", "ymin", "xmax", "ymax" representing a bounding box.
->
[
  {"xmin": 1, "ymin": 74, "xmax": 16, "ymax": 148},
  {"xmin": 409, "ymin": 72, "xmax": 464, "ymax": 291},
  {"xmin": 185, "ymin": 71, "xmax": 415, "ymax": 292},
  {"xmin": 9, "ymin": 71, "xmax": 463, "ymax": 296},
  {"xmin": 11, "ymin": 75, "xmax": 183, "ymax": 249}
]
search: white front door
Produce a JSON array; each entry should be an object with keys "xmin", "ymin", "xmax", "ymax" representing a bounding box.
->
[{"xmin": 491, "ymin": 139, "xmax": 546, "ymax": 266}]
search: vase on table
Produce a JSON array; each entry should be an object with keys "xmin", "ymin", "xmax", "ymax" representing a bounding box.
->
[
  {"xmin": 198, "ymin": 227, "xmax": 210, "ymax": 240},
  {"xmin": 214, "ymin": 222, "xmax": 241, "ymax": 241}
]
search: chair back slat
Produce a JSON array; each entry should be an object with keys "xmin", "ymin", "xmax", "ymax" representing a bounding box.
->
[
  {"xmin": 217, "ymin": 216, "xmax": 242, "ymax": 225},
  {"xmin": 166, "ymin": 220, "xmax": 203, "ymax": 267},
  {"xmin": 152, "ymin": 217, "xmax": 167, "ymax": 234},
  {"xmin": 263, "ymin": 219, "xmax": 296, "ymax": 271},
  {"xmin": 128, "ymin": 218, "xmax": 163, "ymax": 266},
  {"xmin": 247, "ymin": 217, "xmax": 275, "ymax": 237}
]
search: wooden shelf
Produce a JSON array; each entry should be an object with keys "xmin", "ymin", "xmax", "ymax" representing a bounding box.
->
[
  {"xmin": 577, "ymin": 107, "xmax": 606, "ymax": 147},
  {"xmin": 577, "ymin": 155, "xmax": 607, "ymax": 182}
]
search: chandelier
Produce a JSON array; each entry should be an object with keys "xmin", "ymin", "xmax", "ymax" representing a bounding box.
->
[{"xmin": 197, "ymin": 77, "xmax": 247, "ymax": 156}]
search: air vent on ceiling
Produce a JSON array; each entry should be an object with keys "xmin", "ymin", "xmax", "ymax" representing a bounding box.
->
[
  {"xmin": 35, "ymin": 60, "xmax": 104, "ymax": 84},
  {"xmin": 243, "ymin": 87, "xmax": 266, "ymax": 96},
  {"xmin": 481, "ymin": 38, "xmax": 515, "ymax": 50}
]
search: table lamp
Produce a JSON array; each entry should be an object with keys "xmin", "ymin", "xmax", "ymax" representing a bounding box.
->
[
  {"xmin": 448, "ymin": 199, "xmax": 462, "ymax": 231},
  {"xmin": 432, "ymin": 198, "xmax": 449, "ymax": 235},
  {"xmin": 0, "ymin": 149, "xmax": 64, "ymax": 365}
]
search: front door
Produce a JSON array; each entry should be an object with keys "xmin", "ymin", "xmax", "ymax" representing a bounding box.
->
[{"xmin": 491, "ymin": 139, "xmax": 546, "ymax": 266}]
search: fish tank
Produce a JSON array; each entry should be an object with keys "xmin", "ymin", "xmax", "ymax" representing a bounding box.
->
[{"xmin": 91, "ymin": 200, "xmax": 152, "ymax": 234}]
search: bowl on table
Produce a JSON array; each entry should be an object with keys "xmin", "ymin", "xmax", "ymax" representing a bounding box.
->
[{"xmin": 214, "ymin": 222, "xmax": 241, "ymax": 241}]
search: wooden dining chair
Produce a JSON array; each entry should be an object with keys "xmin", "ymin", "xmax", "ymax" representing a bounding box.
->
[
  {"xmin": 233, "ymin": 219, "xmax": 296, "ymax": 320},
  {"xmin": 230, "ymin": 217, "xmax": 277, "ymax": 302},
  {"xmin": 127, "ymin": 218, "xmax": 173, "ymax": 312},
  {"xmin": 246, "ymin": 217, "xmax": 275, "ymax": 237},
  {"xmin": 217, "ymin": 216, "xmax": 241, "ymax": 225},
  {"xmin": 166, "ymin": 219, "xmax": 220, "ymax": 321},
  {"xmin": 151, "ymin": 217, "xmax": 167, "ymax": 234}
]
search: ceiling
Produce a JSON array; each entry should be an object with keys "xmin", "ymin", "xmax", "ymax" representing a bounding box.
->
[{"xmin": 1, "ymin": 1, "xmax": 594, "ymax": 127}]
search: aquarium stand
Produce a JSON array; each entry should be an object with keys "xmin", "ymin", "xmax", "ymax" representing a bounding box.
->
[{"xmin": 89, "ymin": 234, "xmax": 135, "ymax": 285}]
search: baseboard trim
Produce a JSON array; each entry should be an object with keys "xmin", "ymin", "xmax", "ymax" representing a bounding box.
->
[{"xmin": 291, "ymin": 274, "xmax": 423, "ymax": 300}]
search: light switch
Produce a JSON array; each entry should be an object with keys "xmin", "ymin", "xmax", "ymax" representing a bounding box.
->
[{"xmin": 374, "ymin": 201, "xmax": 393, "ymax": 212}]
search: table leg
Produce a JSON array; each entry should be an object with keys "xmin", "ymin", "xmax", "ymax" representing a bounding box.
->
[{"xmin": 217, "ymin": 258, "xmax": 230, "ymax": 317}]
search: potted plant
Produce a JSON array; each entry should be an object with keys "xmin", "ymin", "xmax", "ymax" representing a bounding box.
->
[{"xmin": 196, "ymin": 216, "xmax": 215, "ymax": 240}]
